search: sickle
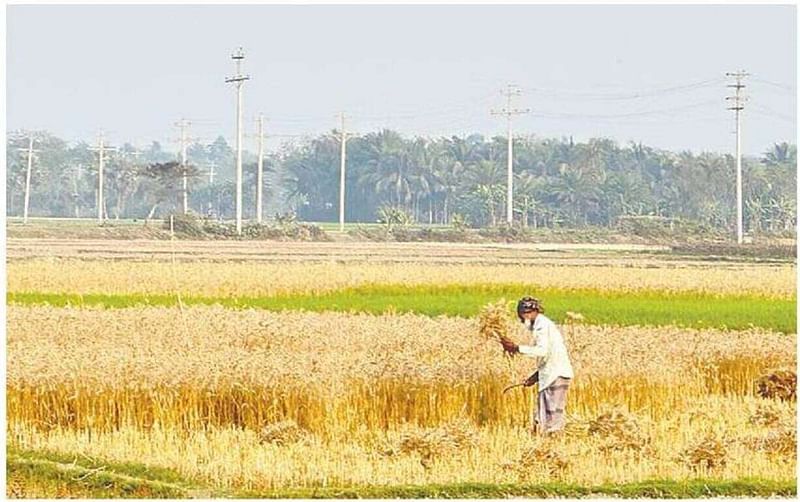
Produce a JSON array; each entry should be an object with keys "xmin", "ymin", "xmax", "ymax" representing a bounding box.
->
[{"xmin": 503, "ymin": 382, "xmax": 526, "ymax": 394}]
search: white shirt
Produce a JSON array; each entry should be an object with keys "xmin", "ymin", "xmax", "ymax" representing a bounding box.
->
[{"xmin": 518, "ymin": 314, "xmax": 574, "ymax": 390}]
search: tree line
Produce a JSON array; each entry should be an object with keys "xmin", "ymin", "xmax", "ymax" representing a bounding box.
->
[{"xmin": 6, "ymin": 130, "xmax": 797, "ymax": 234}]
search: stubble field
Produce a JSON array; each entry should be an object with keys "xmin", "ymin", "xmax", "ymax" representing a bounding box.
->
[{"xmin": 5, "ymin": 239, "xmax": 797, "ymax": 498}]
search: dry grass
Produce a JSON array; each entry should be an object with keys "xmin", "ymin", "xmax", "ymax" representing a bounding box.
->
[{"xmin": 7, "ymin": 258, "xmax": 796, "ymax": 299}]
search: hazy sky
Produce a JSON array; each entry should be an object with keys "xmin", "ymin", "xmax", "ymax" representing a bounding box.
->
[{"xmin": 6, "ymin": 4, "xmax": 797, "ymax": 155}]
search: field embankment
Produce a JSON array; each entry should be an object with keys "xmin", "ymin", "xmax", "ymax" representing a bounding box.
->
[{"xmin": 8, "ymin": 447, "xmax": 796, "ymax": 499}]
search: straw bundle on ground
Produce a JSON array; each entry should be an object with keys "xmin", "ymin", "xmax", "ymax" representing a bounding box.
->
[{"xmin": 756, "ymin": 369, "xmax": 796, "ymax": 401}]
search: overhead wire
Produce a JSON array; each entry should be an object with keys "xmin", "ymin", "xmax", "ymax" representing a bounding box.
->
[
  {"xmin": 40, "ymin": 76, "xmax": 787, "ymax": 146},
  {"xmin": 750, "ymin": 77, "xmax": 795, "ymax": 93},
  {"xmin": 527, "ymin": 99, "xmax": 721, "ymax": 120},
  {"xmin": 521, "ymin": 77, "xmax": 725, "ymax": 101}
]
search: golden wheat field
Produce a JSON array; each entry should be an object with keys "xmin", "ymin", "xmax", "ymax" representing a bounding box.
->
[
  {"xmin": 6, "ymin": 303, "xmax": 797, "ymax": 491},
  {"xmin": 7, "ymin": 258, "xmax": 796, "ymax": 298},
  {"xmin": 5, "ymin": 239, "xmax": 798, "ymax": 497}
]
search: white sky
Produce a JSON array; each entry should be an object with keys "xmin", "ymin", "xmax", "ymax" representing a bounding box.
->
[{"xmin": 6, "ymin": 4, "xmax": 797, "ymax": 155}]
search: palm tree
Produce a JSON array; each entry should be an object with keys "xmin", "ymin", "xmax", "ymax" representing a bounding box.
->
[
  {"xmin": 464, "ymin": 160, "xmax": 505, "ymax": 226},
  {"xmin": 282, "ymin": 135, "xmax": 338, "ymax": 221},
  {"xmin": 436, "ymin": 136, "xmax": 481, "ymax": 224},
  {"xmin": 514, "ymin": 171, "xmax": 541, "ymax": 228},
  {"xmin": 763, "ymin": 142, "xmax": 797, "ymax": 167},
  {"xmin": 359, "ymin": 130, "xmax": 416, "ymax": 212}
]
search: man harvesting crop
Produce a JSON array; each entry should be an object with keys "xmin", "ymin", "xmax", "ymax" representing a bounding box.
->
[{"xmin": 500, "ymin": 297, "xmax": 574, "ymax": 434}]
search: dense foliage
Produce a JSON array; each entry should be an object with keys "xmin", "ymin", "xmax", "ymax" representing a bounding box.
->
[{"xmin": 6, "ymin": 130, "xmax": 796, "ymax": 234}]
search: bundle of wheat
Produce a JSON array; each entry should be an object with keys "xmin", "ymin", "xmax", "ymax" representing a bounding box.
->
[
  {"xmin": 504, "ymin": 442, "xmax": 570, "ymax": 479},
  {"xmin": 756, "ymin": 369, "xmax": 797, "ymax": 401},
  {"xmin": 748, "ymin": 404, "xmax": 783, "ymax": 427},
  {"xmin": 477, "ymin": 300, "xmax": 513, "ymax": 343},
  {"xmin": 439, "ymin": 418, "xmax": 479, "ymax": 449},
  {"xmin": 743, "ymin": 426, "xmax": 796, "ymax": 458},
  {"xmin": 679, "ymin": 435, "xmax": 728, "ymax": 471},
  {"xmin": 586, "ymin": 409, "xmax": 648, "ymax": 452},
  {"xmin": 759, "ymin": 427, "xmax": 796, "ymax": 457},
  {"xmin": 562, "ymin": 416, "xmax": 590, "ymax": 438},
  {"xmin": 397, "ymin": 419, "xmax": 479, "ymax": 468},
  {"xmin": 257, "ymin": 419, "xmax": 307, "ymax": 446}
]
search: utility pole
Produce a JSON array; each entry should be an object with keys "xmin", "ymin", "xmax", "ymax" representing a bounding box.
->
[
  {"xmin": 491, "ymin": 84, "xmax": 530, "ymax": 225},
  {"xmin": 175, "ymin": 118, "xmax": 191, "ymax": 214},
  {"xmin": 208, "ymin": 160, "xmax": 217, "ymax": 185},
  {"xmin": 117, "ymin": 144, "xmax": 143, "ymax": 220},
  {"xmin": 225, "ymin": 47, "xmax": 250, "ymax": 234},
  {"xmin": 256, "ymin": 113, "xmax": 265, "ymax": 223},
  {"xmin": 89, "ymin": 131, "xmax": 115, "ymax": 223},
  {"xmin": 73, "ymin": 164, "xmax": 83, "ymax": 218},
  {"xmin": 17, "ymin": 135, "xmax": 38, "ymax": 225},
  {"xmin": 726, "ymin": 70, "xmax": 748, "ymax": 244},
  {"xmin": 338, "ymin": 111, "xmax": 348, "ymax": 232}
]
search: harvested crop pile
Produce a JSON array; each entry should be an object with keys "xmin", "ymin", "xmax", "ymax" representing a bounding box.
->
[
  {"xmin": 504, "ymin": 442, "xmax": 570, "ymax": 478},
  {"xmin": 396, "ymin": 418, "xmax": 479, "ymax": 468},
  {"xmin": 679, "ymin": 435, "xmax": 728, "ymax": 471},
  {"xmin": 756, "ymin": 369, "xmax": 796, "ymax": 401},
  {"xmin": 258, "ymin": 419, "xmax": 307, "ymax": 445},
  {"xmin": 748, "ymin": 404, "xmax": 783, "ymax": 427},
  {"xmin": 587, "ymin": 409, "xmax": 648, "ymax": 452},
  {"xmin": 743, "ymin": 426, "xmax": 796, "ymax": 458}
]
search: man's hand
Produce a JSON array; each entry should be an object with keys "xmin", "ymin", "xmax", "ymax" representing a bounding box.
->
[
  {"xmin": 499, "ymin": 336, "xmax": 519, "ymax": 355},
  {"xmin": 523, "ymin": 371, "xmax": 539, "ymax": 387}
]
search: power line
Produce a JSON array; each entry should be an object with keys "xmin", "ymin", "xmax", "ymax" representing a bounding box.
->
[
  {"xmin": 750, "ymin": 103, "xmax": 794, "ymax": 123},
  {"xmin": 529, "ymin": 99, "xmax": 720, "ymax": 120},
  {"xmin": 750, "ymin": 77, "xmax": 795, "ymax": 93},
  {"xmin": 522, "ymin": 77, "xmax": 724, "ymax": 101}
]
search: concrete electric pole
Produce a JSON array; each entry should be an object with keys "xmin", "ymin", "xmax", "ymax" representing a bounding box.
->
[
  {"xmin": 89, "ymin": 131, "xmax": 116, "ymax": 223},
  {"xmin": 175, "ymin": 118, "xmax": 191, "ymax": 214},
  {"xmin": 338, "ymin": 112, "xmax": 348, "ymax": 232},
  {"xmin": 491, "ymin": 84, "xmax": 530, "ymax": 225},
  {"xmin": 256, "ymin": 113, "xmax": 265, "ymax": 223},
  {"xmin": 17, "ymin": 135, "xmax": 38, "ymax": 225},
  {"xmin": 208, "ymin": 161, "xmax": 217, "ymax": 185},
  {"xmin": 726, "ymin": 70, "xmax": 748, "ymax": 244},
  {"xmin": 225, "ymin": 47, "xmax": 250, "ymax": 234}
]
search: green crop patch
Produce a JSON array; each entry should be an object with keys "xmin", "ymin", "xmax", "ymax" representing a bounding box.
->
[
  {"xmin": 8, "ymin": 284, "xmax": 796, "ymax": 333},
  {"xmin": 239, "ymin": 478, "xmax": 796, "ymax": 498},
  {"xmin": 6, "ymin": 447, "xmax": 197, "ymax": 498}
]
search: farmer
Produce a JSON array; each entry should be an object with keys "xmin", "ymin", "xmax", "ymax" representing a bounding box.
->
[{"xmin": 500, "ymin": 297, "xmax": 574, "ymax": 434}]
